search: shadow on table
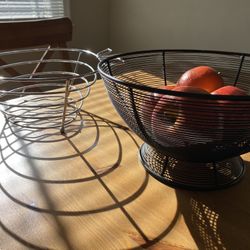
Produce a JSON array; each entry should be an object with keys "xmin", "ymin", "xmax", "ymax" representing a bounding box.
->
[
  {"xmin": 0, "ymin": 111, "xmax": 129, "ymax": 183},
  {"xmin": 175, "ymin": 160, "xmax": 250, "ymax": 250},
  {"xmin": 0, "ymin": 110, "xmax": 180, "ymax": 250}
]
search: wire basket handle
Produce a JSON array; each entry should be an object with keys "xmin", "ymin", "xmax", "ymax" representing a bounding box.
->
[{"xmin": 96, "ymin": 48, "xmax": 113, "ymax": 61}]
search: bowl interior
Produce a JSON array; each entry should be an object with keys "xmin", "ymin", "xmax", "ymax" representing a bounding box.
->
[{"xmin": 99, "ymin": 50, "xmax": 250, "ymax": 162}]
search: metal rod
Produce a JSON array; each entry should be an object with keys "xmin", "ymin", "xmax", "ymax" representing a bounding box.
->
[
  {"xmin": 29, "ymin": 45, "xmax": 51, "ymax": 79},
  {"xmin": 213, "ymin": 162, "xmax": 218, "ymax": 186},
  {"xmin": 234, "ymin": 54, "xmax": 245, "ymax": 86},
  {"xmin": 129, "ymin": 87, "xmax": 152, "ymax": 144},
  {"xmin": 107, "ymin": 61, "xmax": 113, "ymax": 76},
  {"xmin": 60, "ymin": 79, "xmax": 71, "ymax": 134},
  {"xmin": 73, "ymin": 51, "xmax": 82, "ymax": 74},
  {"xmin": 18, "ymin": 46, "xmax": 52, "ymax": 96},
  {"xmin": 160, "ymin": 156, "xmax": 169, "ymax": 176},
  {"xmin": 162, "ymin": 51, "xmax": 167, "ymax": 86}
]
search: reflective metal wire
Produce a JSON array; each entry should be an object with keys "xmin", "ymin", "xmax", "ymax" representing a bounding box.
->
[{"xmin": 0, "ymin": 47, "xmax": 98, "ymax": 130}]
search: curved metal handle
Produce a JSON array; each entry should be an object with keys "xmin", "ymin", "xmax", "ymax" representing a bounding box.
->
[
  {"xmin": 96, "ymin": 48, "xmax": 113, "ymax": 61},
  {"xmin": 83, "ymin": 48, "xmax": 125, "ymax": 80}
]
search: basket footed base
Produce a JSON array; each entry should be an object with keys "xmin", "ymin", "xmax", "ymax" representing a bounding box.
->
[{"xmin": 139, "ymin": 143, "xmax": 245, "ymax": 191}]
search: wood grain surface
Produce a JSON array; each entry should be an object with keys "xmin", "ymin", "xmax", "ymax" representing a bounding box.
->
[{"xmin": 0, "ymin": 80, "xmax": 250, "ymax": 250}]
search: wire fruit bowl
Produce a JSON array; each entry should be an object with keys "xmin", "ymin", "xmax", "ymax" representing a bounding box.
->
[
  {"xmin": 0, "ymin": 47, "xmax": 98, "ymax": 132},
  {"xmin": 98, "ymin": 49, "xmax": 250, "ymax": 190}
]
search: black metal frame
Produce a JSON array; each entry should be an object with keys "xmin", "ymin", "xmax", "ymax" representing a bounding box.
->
[
  {"xmin": 98, "ymin": 49, "xmax": 250, "ymax": 190},
  {"xmin": 139, "ymin": 143, "xmax": 245, "ymax": 191}
]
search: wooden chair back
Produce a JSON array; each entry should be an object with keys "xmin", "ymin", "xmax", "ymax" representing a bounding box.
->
[
  {"xmin": 0, "ymin": 17, "xmax": 72, "ymax": 50},
  {"xmin": 0, "ymin": 17, "xmax": 73, "ymax": 98}
]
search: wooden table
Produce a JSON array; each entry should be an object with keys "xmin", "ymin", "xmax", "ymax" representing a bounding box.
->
[{"xmin": 1, "ymin": 79, "xmax": 250, "ymax": 250}]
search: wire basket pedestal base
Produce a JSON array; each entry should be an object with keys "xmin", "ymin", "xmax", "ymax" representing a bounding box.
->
[{"xmin": 139, "ymin": 143, "xmax": 245, "ymax": 191}]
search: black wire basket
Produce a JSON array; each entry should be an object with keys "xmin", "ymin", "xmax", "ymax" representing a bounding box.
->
[{"xmin": 98, "ymin": 49, "xmax": 250, "ymax": 190}]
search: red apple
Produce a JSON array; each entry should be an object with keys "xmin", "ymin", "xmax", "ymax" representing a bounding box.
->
[
  {"xmin": 212, "ymin": 85, "xmax": 249, "ymax": 141},
  {"xmin": 151, "ymin": 86, "xmax": 219, "ymax": 147},
  {"xmin": 211, "ymin": 85, "xmax": 247, "ymax": 96},
  {"xmin": 140, "ymin": 85, "xmax": 175, "ymax": 130},
  {"xmin": 177, "ymin": 66, "xmax": 224, "ymax": 92},
  {"xmin": 163, "ymin": 86, "xmax": 211, "ymax": 128}
]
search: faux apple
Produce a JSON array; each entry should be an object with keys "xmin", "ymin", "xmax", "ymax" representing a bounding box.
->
[
  {"xmin": 212, "ymin": 85, "xmax": 249, "ymax": 141},
  {"xmin": 140, "ymin": 85, "xmax": 175, "ymax": 130},
  {"xmin": 211, "ymin": 85, "xmax": 247, "ymax": 96},
  {"xmin": 171, "ymin": 86, "xmax": 211, "ymax": 129},
  {"xmin": 177, "ymin": 66, "xmax": 224, "ymax": 92},
  {"xmin": 151, "ymin": 86, "xmax": 217, "ymax": 148}
]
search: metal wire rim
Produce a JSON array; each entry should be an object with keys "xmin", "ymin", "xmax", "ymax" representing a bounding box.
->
[
  {"xmin": 0, "ymin": 47, "xmax": 98, "ymax": 80},
  {"xmin": 0, "ymin": 47, "xmax": 98, "ymax": 130},
  {"xmin": 98, "ymin": 49, "xmax": 250, "ymax": 101}
]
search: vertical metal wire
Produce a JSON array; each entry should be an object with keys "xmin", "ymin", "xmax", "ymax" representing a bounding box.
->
[
  {"xmin": 60, "ymin": 79, "xmax": 71, "ymax": 134},
  {"xmin": 162, "ymin": 51, "xmax": 167, "ymax": 86},
  {"xmin": 129, "ymin": 87, "xmax": 152, "ymax": 144},
  {"xmin": 234, "ymin": 55, "xmax": 245, "ymax": 86},
  {"xmin": 29, "ymin": 45, "xmax": 51, "ymax": 79}
]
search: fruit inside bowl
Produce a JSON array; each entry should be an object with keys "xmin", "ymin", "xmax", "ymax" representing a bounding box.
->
[
  {"xmin": 152, "ymin": 85, "xmax": 212, "ymax": 147},
  {"xmin": 177, "ymin": 65, "xmax": 224, "ymax": 92},
  {"xmin": 151, "ymin": 66, "xmax": 249, "ymax": 150}
]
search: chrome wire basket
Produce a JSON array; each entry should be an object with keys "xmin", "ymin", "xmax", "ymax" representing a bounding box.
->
[
  {"xmin": 98, "ymin": 49, "xmax": 250, "ymax": 190},
  {"xmin": 0, "ymin": 47, "xmax": 98, "ymax": 132}
]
